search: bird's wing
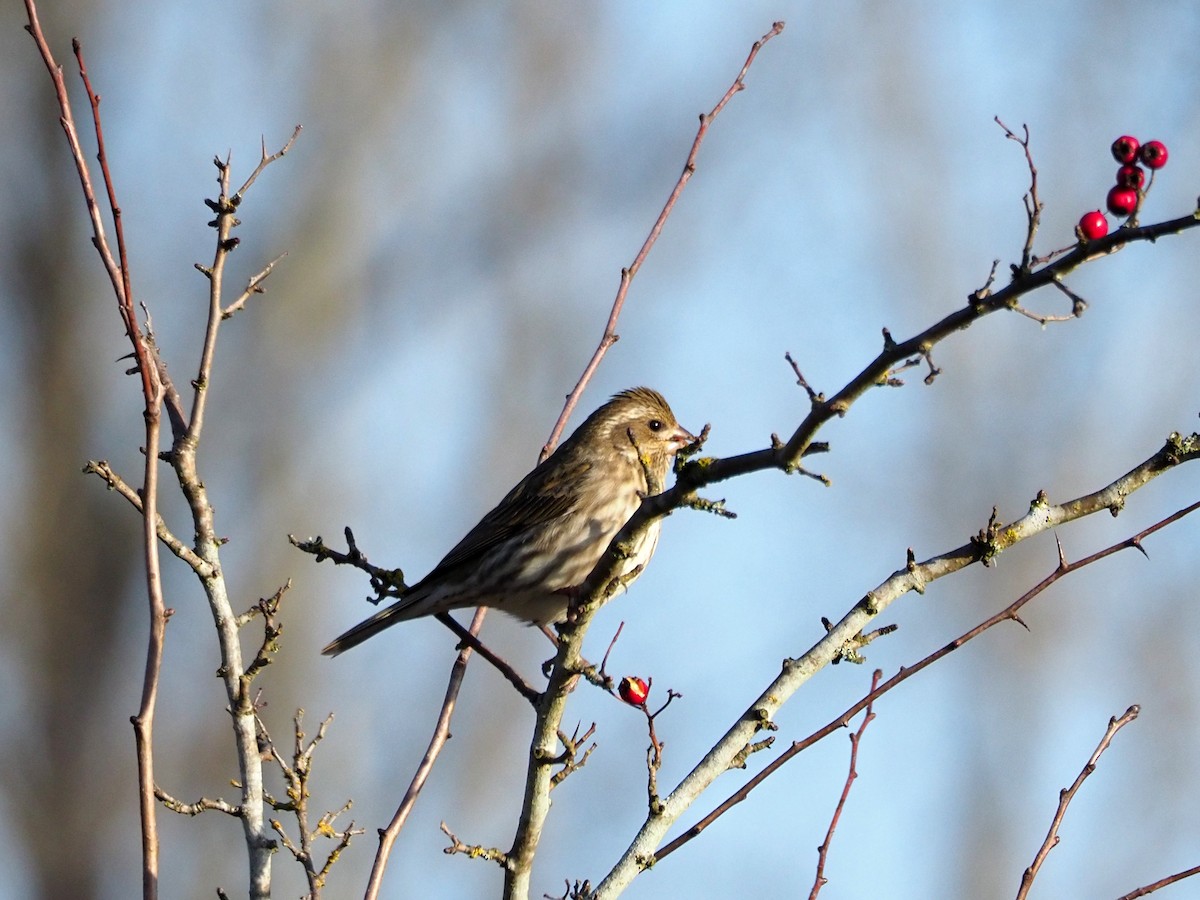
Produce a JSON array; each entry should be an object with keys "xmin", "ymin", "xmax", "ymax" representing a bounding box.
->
[{"xmin": 420, "ymin": 456, "xmax": 591, "ymax": 581}]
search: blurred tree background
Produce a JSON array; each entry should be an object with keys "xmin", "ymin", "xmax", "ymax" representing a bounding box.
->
[{"xmin": 3, "ymin": 2, "xmax": 1200, "ymax": 898}]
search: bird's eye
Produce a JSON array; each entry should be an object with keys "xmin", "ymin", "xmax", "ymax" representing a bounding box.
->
[{"xmin": 648, "ymin": 419, "xmax": 663, "ymax": 432}]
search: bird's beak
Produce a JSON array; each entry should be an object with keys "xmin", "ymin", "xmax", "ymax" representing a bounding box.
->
[{"xmin": 671, "ymin": 425, "xmax": 698, "ymax": 453}]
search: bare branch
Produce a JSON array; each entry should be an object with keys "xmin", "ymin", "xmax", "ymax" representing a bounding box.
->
[
  {"xmin": 365, "ymin": 607, "xmax": 489, "ymax": 900},
  {"xmin": 1117, "ymin": 863, "xmax": 1200, "ymax": 899},
  {"xmin": 1016, "ymin": 706, "xmax": 1141, "ymax": 900},
  {"xmin": 539, "ymin": 21, "xmax": 787, "ymax": 462},
  {"xmin": 810, "ymin": 670, "xmax": 881, "ymax": 899}
]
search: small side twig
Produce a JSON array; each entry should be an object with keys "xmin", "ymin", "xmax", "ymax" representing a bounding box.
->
[
  {"xmin": 642, "ymin": 686, "xmax": 682, "ymax": 815},
  {"xmin": 440, "ymin": 821, "xmax": 509, "ymax": 868},
  {"xmin": 550, "ymin": 722, "xmax": 598, "ymax": 788},
  {"xmin": 995, "ymin": 117, "xmax": 1043, "ymax": 275}
]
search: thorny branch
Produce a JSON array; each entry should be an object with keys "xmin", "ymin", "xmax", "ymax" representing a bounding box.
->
[{"xmin": 655, "ymin": 493, "xmax": 1200, "ymax": 868}]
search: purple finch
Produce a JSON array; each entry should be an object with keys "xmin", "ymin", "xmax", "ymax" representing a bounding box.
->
[{"xmin": 322, "ymin": 387, "xmax": 694, "ymax": 655}]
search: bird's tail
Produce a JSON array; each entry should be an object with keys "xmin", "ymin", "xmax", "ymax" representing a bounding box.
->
[{"xmin": 322, "ymin": 598, "xmax": 418, "ymax": 656}]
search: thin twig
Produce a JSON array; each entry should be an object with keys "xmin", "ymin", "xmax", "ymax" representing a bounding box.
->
[
  {"xmin": 364, "ymin": 606, "xmax": 488, "ymax": 900},
  {"xmin": 539, "ymin": 21, "xmax": 786, "ymax": 462},
  {"xmin": 810, "ymin": 670, "xmax": 881, "ymax": 899},
  {"xmin": 223, "ymin": 251, "xmax": 288, "ymax": 319},
  {"xmin": 1016, "ymin": 705, "xmax": 1141, "ymax": 900},
  {"xmin": 1116, "ymin": 863, "xmax": 1200, "ymax": 899},
  {"xmin": 437, "ymin": 612, "xmax": 540, "ymax": 704},
  {"xmin": 995, "ymin": 118, "xmax": 1042, "ymax": 275},
  {"xmin": 266, "ymin": 711, "xmax": 361, "ymax": 897}
]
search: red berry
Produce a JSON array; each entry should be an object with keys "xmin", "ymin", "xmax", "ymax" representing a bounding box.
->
[
  {"xmin": 1115, "ymin": 164, "xmax": 1144, "ymax": 189},
  {"xmin": 1106, "ymin": 185, "xmax": 1138, "ymax": 217},
  {"xmin": 1139, "ymin": 140, "xmax": 1168, "ymax": 169},
  {"xmin": 618, "ymin": 676, "xmax": 649, "ymax": 707},
  {"xmin": 1078, "ymin": 210, "xmax": 1108, "ymax": 241},
  {"xmin": 1111, "ymin": 135, "xmax": 1140, "ymax": 164}
]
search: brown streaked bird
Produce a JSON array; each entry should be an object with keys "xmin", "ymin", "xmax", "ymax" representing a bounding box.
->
[{"xmin": 322, "ymin": 387, "xmax": 695, "ymax": 656}]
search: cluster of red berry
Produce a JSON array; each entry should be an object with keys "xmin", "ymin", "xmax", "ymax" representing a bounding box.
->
[{"xmin": 1078, "ymin": 136, "xmax": 1169, "ymax": 241}]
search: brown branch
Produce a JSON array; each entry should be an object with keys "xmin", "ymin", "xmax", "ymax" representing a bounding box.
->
[
  {"xmin": 437, "ymin": 612, "xmax": 541, "ymax": 705},
  {"xmin": 23, "ymin": 9, "xmax": 169, "ymax": 897},
  {"xmin": 364, "ymin": 606, "xmax": 488, "ymax": 900},
  {"xmin": 1016, "ymin": 705, "xmax": 1141, "ymax": 900},
  {"xmin": 22, "ymin": 2, "xmax": 126, "ymax": 317},
  {"xmin": 655, "ymin": 496, "xmax": 1200, "ymax": 864},
  {"xmin": 74, "ymin": 40, "xmax": 138, "ymax": 367},
  {"xmin": 995, "ymin": 118, "xmax": 1043, "ymax": 275},
  {"xmin": 539, "ymin": 20, "xmax": 786, "ymax": 462},
  {"xmin": 809, "ymin": 670, "xmax": 881, "ymax": 899},
  {"xmin": 1117, "ymin": 863, "xmax": 1200, "ymax": 899}
]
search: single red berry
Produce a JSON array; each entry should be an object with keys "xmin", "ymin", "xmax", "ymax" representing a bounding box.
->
[
  {"xmin": 618, "ymin": 676, "xmax": 649, "ymax": 707},
  {"xmin": 1115, "ymin": 164, "xmax": 1145, "ymax": 189},
  {"xmin": 1139, "ymin": 140, "xmax": 1168, "ymax": 169},
  {"xmin": 1077, "ymin": 210, "xmax": 1108, "ymax": 241},
  {"xmin": 1111, "ymin": 135, "xmax": 1140, "ymax": 164},
  {"xmin": 1106, "ymin": 185, "xmax": 1138, "ymax": 217}
]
